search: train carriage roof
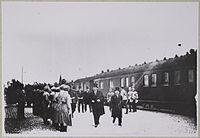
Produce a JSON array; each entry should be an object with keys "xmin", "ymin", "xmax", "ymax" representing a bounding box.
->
[{"xmin": 74, "ymin": 50, "xmax": 197, "ymax": 82}]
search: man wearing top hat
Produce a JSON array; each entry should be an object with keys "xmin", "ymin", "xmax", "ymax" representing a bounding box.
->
[{"xmin": 90, "ymin": 83, "xmax": 105, "ymax": 127}]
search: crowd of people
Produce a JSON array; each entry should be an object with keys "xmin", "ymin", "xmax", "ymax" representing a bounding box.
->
[{"xmin": 4, "ymin": 79, "xmax": 139, "ymax": 132}]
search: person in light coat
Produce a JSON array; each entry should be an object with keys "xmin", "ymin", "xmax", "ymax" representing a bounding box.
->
[
  {"xmin": 132, "ymin": 86, "xmax": 139, "ymax": 112},
  {"xmin": 57, "ymin": 85, "xmax": 72, "ymax": 132},
  {"xmin": 120, "ymin": 87, "xmax": 128, "ymax": 114},
  {"xmin": 127, "ymin": 87, "xmax": 134, "ymax": 112},
  {"xmin": 107, "ymin": 88, "xmax": 114, "ymax": 111}
]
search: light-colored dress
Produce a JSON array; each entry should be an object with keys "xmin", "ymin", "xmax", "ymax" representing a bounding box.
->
[{"xmin": 57, "ymin": 90, "xmax": 72, "ymax": 126}]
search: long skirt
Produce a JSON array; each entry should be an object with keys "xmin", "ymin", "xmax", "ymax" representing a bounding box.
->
[
  {"xmin": 53, "ymin": 103, "xmax": 60, "ymax": 124},
  {"xmin": 51, "ymin": 102, "xmax": 58, "ymax": 123},
  {"xmin": 57, "ymin": 103, "xmax": 70, "ymax": 126}
]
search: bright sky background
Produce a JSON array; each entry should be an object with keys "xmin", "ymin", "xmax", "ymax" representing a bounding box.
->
[{"xmin": 2, "ymin": 2, "xmax": 198, "ymax": 84}]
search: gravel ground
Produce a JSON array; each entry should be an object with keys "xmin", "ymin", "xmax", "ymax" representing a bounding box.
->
[{"xmin": 4, "ymin": 107, "xmax": 197, "ymax": 137}]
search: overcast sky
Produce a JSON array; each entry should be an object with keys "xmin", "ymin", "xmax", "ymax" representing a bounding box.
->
[{"xmin": 2, "ymin": 2, "xmax": 198, "ymax": 84}]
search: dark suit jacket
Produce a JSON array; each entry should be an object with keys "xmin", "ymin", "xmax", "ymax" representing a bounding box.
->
[{"xmin": 90, "ymin": 90, "xmax": 105, "ymax": 116}]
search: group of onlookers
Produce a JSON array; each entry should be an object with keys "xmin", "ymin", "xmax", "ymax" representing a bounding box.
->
[{"xmin": 38, "ymin": 83, "xmax": 105, "ymax": 131}]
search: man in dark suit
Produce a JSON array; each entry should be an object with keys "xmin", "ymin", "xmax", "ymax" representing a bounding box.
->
[
  {"xmin": 69, "ymin": 86, "xmax": 78, "ymax": 117},
  {"xmin": 77, "ymin": 86, "xmax": 84, "ymax": 113},
  {"xmin": 83, "ymin": 86, "xmax": 92, "ymax": 112},
  {"xmin": 91, "ymin": 83, "xmax": 105, "ymax": 127}
]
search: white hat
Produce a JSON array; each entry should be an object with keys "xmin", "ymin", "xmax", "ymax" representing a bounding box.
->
[
  {"xmin": 51, "ymin": 86, "xmax": 56, "ymax": 91},
  {"xmin": 44, "ymin": 85, "xmax": 51, "ymax": 92},
  {"xmin": 61, "ymin": 84, "xmax": 70, "ymax": 90}
]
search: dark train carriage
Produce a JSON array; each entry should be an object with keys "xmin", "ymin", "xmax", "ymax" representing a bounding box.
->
[{"xmin": 74, "ymin": 50, "xmax": 197, "ymax": 116}]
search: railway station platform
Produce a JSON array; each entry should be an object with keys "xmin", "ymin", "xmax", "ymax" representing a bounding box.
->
[{"xmin": 4, "ymin": 106, "xmax": 197, "ymax": 137}]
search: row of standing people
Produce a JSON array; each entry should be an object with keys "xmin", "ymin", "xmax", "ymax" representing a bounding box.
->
[{"xmin": 41, "ymin": 84, "xmax": 72, "ymax": 132}]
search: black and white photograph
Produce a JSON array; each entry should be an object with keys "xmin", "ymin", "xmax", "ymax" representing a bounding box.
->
[{"xmin": 2, "ymin": 1, "xmax": 198, "ymax": 137}]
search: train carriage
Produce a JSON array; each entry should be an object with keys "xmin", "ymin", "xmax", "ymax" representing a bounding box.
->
[{"xmin": 74, "ymin": 49, "xmax": 197, "ymax": 117}]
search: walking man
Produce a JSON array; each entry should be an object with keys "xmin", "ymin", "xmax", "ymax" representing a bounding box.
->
[
  {"xmin": 111, "ymin": 87, "xmax": 123, "ymax": 126},
  {"xmin": 91, "ymin": 83, "xmax": 105, "ymax": 127}
]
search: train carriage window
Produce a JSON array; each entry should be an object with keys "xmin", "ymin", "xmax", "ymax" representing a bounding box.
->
[
  {"xmin": 109, "ymin": 80, "xmax": 114, "ymax": 88},
  {"xmin": 174, "ymin": 71, "xmax": 181, "ymax": 85},
  {"xmin": 188, "ymin": 69, "xmax": 194, "ymax": 83},
  {"xmin": 131, "ymin": 76, "xmax": 135, "ymax": 83},
  {"xmin": 94, "ymin": 81, "xmax": 99, "ymax": 88},
  {"xmin": 120, "ymin": 78, "xmax": 125, "ymax": 87},
  {"xmin": 81, "ymin": 82, "xmax": 84, "ymax": 90},
  {"xmin": 151, "ymin": 74, "xmax": 157, "ymax": 87},
  {"xmin": 99, "ymin": 81, "xmax": 104, "ymax": 89},
  {"xmin": 144, "ymin": 75, "xmax": 149, "ymax": 87},
  {"xmin": 163, "ymin": 72, "xmax": 169, "ymax": 86},
  {"xmin": 125, "ymin": 77, "xmax": 129, "ymax": 87},
  {"xmin": 83, "ymin": 83, "xmax": 85, "ymax": 91}
]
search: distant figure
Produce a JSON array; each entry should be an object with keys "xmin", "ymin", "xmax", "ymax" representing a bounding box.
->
[
  {"xmin": 120, "ymin": 87, "xmax": 128, "ymax": 114},
  {"xmin": 127, "ymin": 87, "xmax": 134, "ymax": 112},
  {"xmin": 69, "ymin": 86, "xmax": 78, "ymax": 117},
  {"xmin": 107, "ymin": 88, "xmax": 114, "ymax": 111},
  {"xmin": 57, "ymin": 85, "xmax": 72, "ymax": 132},
  {"xmin": 42, "ymin": 85, "xmax": 51, "ymax": 124},
  {"xmin": 110, "ymin": 87, "xmax": 123, "ymax": 126},
  {"xmin": 83, "ymin": 86, "xmax": 92, "ymax": 112},
  {"xmin": 17, "ymin": 87, "xmax": 26, "ymax": 120},
  {"xmin": 50, "ymin": 85, "xmax": 60, "ymax": 130},
  {"xmin": 90, "ymin": 83, "xmax": 105, "ymax": 127},
  {"xmin": 77, "ymin": 86, "xmax": 84, "ymax": 113},
  {"xmin": 132, "ymin": 86, "xmax": 139, "ymax": 112}
]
